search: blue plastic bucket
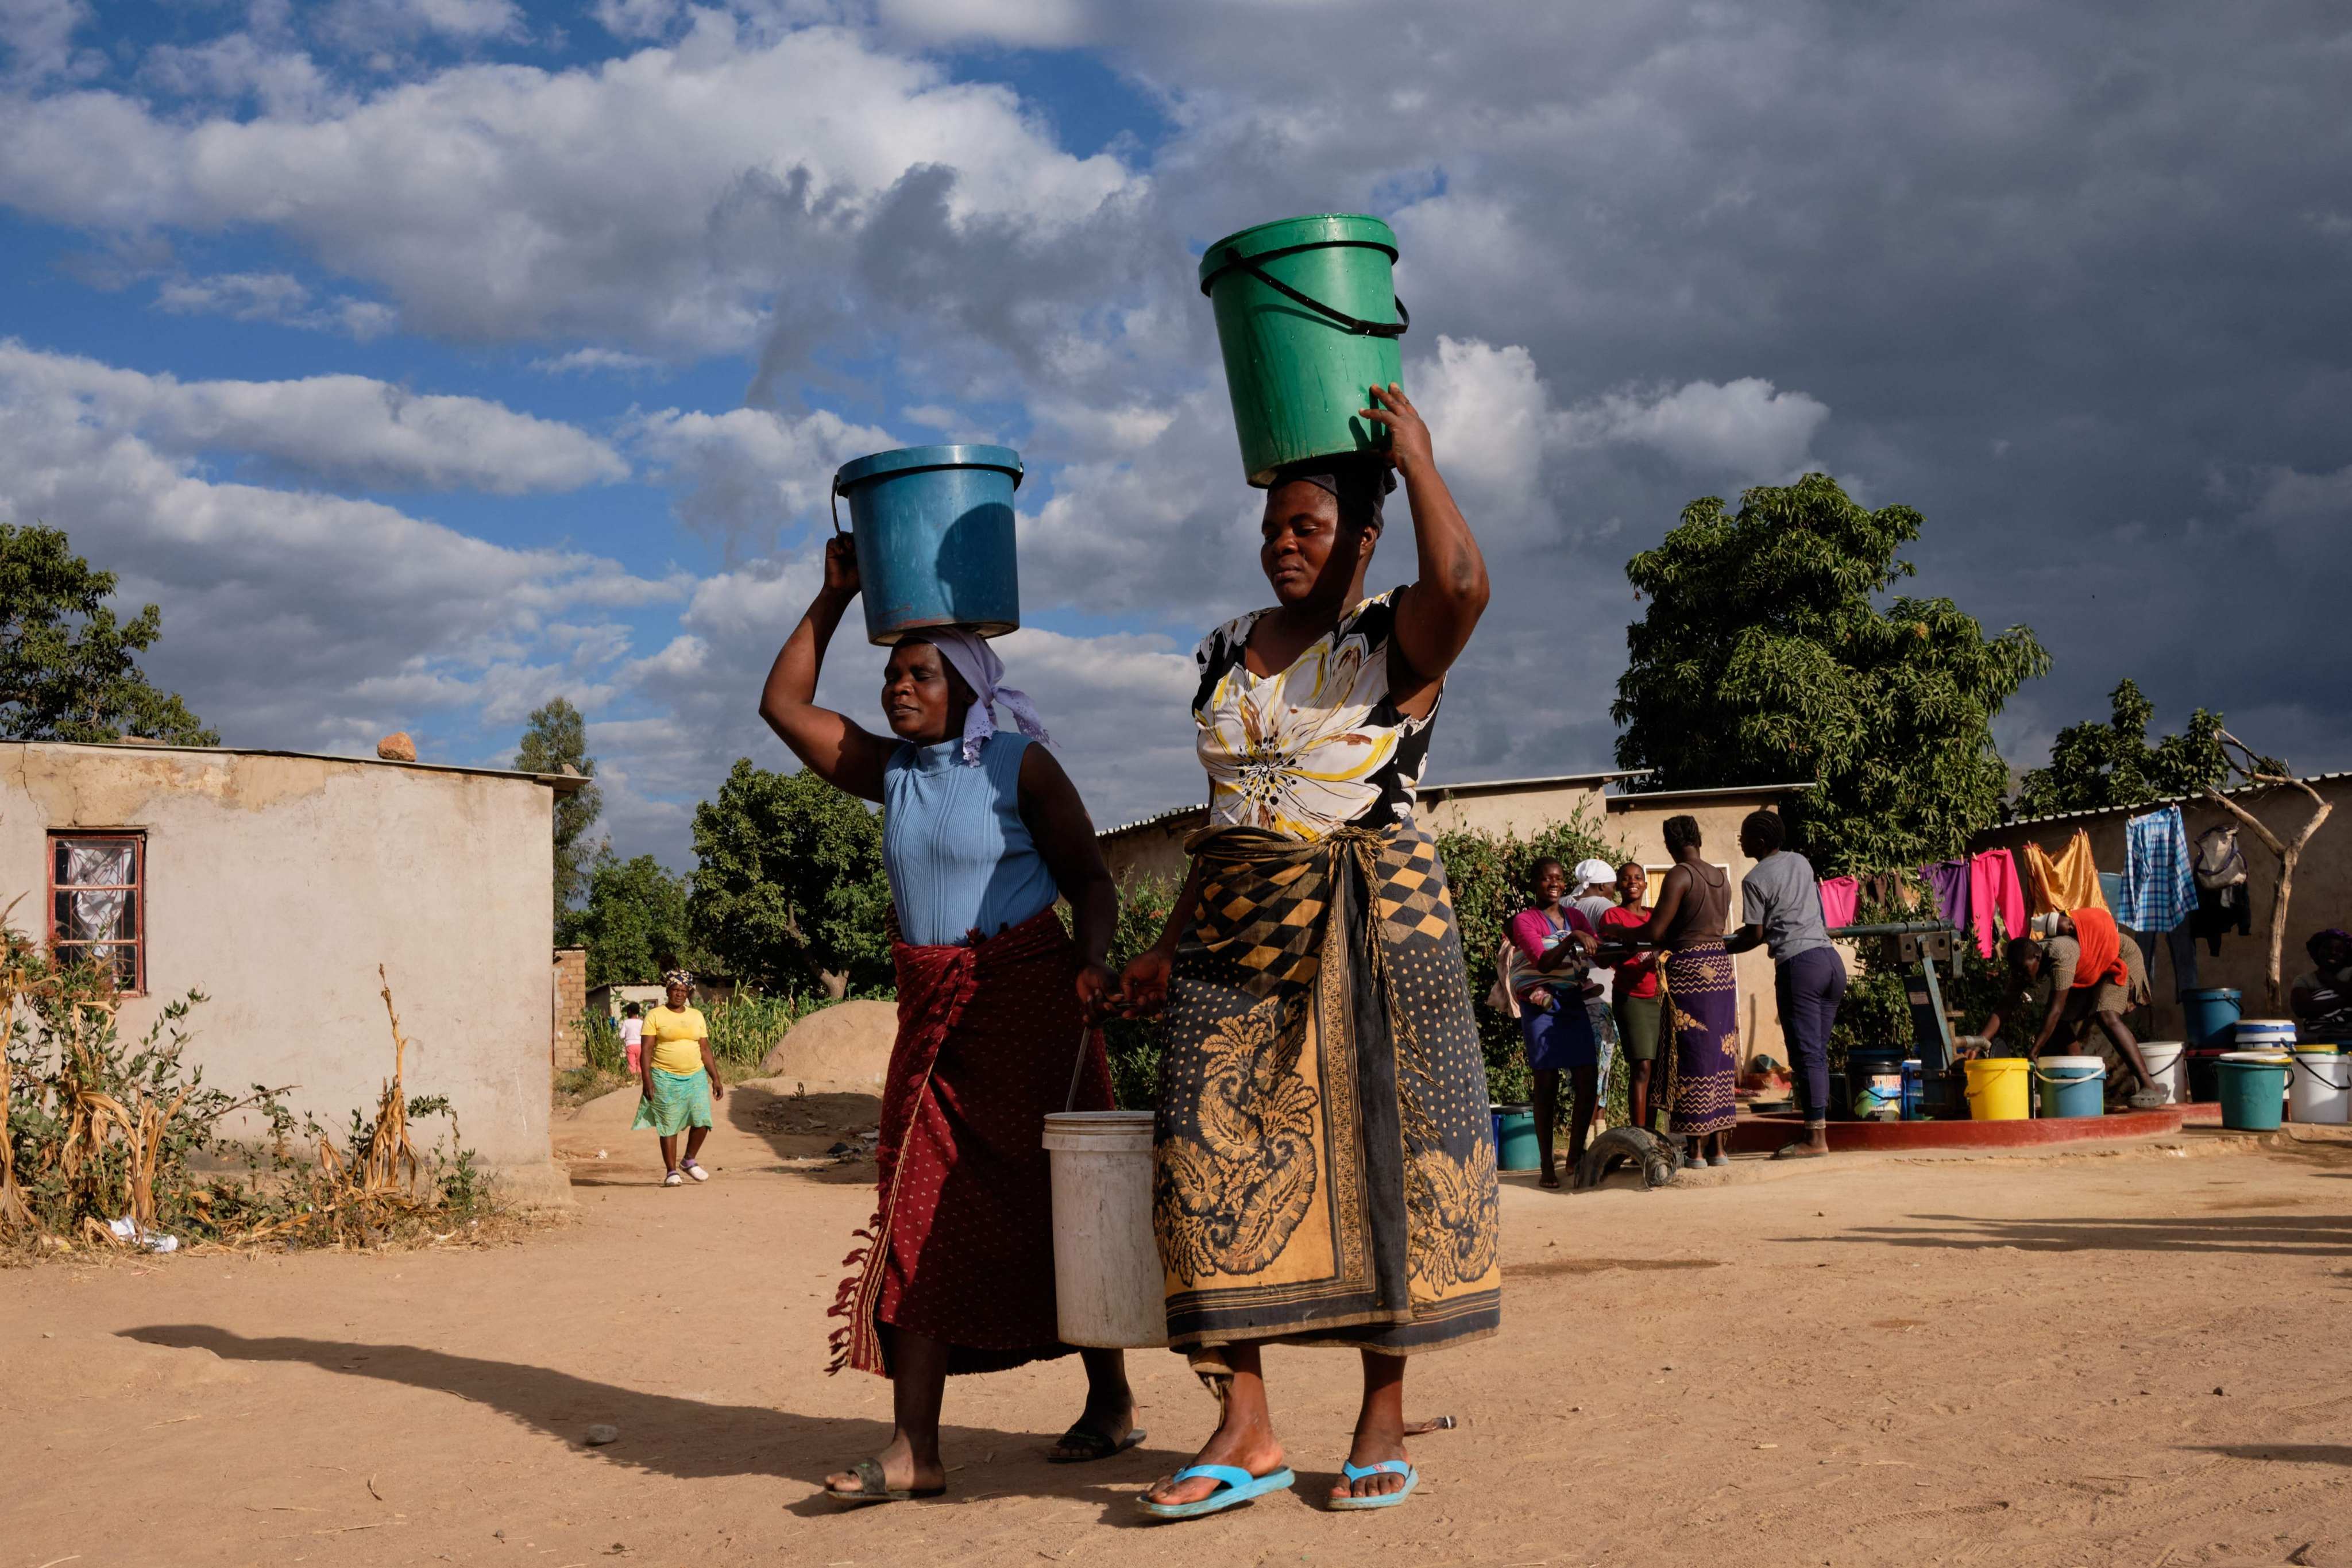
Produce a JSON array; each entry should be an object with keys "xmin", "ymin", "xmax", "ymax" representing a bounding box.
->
[
  {"xmin": 1900, "ymin": 1059, "xmax": 1924, "ymax": 1120},
  {"xmin": 2183, "ymin": 988, "xmax": 2242, "ymax": 1046},
  {"xmin": 2034, "ymin": 1055, "xmax": 2106, "ymax": 1118},
  {"xmin": 1493, "ymin": 1105, "xmax": 1542, "ymax": 1172},
  {"xmin": 2216, "ymin": 1057, "xmax": 2288, "ymax": 1130},
  {"xmin": 832, "ymin": 444, "xmax": 1023, "ymax": 646}
]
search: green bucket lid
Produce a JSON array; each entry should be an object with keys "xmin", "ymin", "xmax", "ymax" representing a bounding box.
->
[{"xmin": 1197, "ymin": 213, "xmax": 1399, "ymax": 294}]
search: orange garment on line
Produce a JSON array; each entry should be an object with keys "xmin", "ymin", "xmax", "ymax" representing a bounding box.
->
[
  {"xmin": 2067, "ymin": 906, "xmax": 2129, "ymax": 990},
  {"xmin": 2021, "ymin": 829, "xmax": 2108, "ymax": 917}
]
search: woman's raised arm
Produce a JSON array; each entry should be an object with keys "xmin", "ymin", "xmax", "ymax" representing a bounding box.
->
[
  {"xmin": 1361, "ymin": 381, "xmax": 1489, "ymax": 710},
  {"xmin": 757, "ymin": 536, "xmax": 896, "ymax": 803}
]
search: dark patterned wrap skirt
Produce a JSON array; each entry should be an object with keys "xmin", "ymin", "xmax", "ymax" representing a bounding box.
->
[
  {"xmin": 1663, "ymin": 939, "xmax": 1739, "ymax": 1137},
  {"xmin": 827, "ymin": 908, "xmax": 1113, "ymax": 1378},
  {"xmin": 1152, "ymin": 820, "xmax": 1502, "ymax": 1366}
]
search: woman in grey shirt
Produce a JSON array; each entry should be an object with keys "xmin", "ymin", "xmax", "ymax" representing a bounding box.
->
[{"xmin": 1727, "ymin": 809, "xmax": 1846, "ymax": 1158}]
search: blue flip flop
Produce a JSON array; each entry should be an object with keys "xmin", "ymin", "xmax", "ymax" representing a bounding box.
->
[
  {"xmin": 1137, "ymin": 1463, "xmax": 1296, "ymax": 1520},
  {"xmin": 1328, "ymin": 1458, "xmax": 1419, "ymax": 1511}
]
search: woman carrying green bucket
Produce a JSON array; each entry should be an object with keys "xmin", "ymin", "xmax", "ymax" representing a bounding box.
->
[{"xmin": 1120, "ymin": 379, "xmax": 1499, "ymax": 1517}]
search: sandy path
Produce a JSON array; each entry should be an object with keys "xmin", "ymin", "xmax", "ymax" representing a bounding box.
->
[{"xmin": 6, "ymin": 1093, "xmax": 2351, "ymax": 1567}]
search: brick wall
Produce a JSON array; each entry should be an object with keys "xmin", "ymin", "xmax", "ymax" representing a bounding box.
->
[{"xmin": 551, "ymin": 947, "xmax": 587, "ymax": 1069}]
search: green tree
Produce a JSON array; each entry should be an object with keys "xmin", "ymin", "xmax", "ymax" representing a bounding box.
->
[
  {"xmin": 515, "ymin": 697, "xmax": 602, "ymax": 914},
  {"xmin": 571, "ymin": 850, "xmax": 694, "ymax": 988},
  {"xmin": 0, "ymin": 522, "xmax": 217, "ymax": 745},
  {"xmin": 689, "ymin": 760, "xmax": 891, "ymax": 998},
  {"xmin": 1612, "ymin": 473, "xmax": 2049, "ymax": 875},
  {"xmin": 2013, "ymin": 678, "xmax": 2258, "ymax": 817}
]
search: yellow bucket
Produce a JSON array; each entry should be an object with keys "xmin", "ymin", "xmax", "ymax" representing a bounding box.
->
[{"xmin": 1964, "ymin": 1057, "xmax": 2030, "ymax": 1121}]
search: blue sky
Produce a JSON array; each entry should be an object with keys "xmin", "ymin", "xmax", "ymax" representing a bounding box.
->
[{"xmin": 3, "ymin": 1, "xmax": 2348, "ymax": 871}]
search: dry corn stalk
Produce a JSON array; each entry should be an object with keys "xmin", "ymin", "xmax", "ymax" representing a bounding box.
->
[{"xmin": 366, "ymin": 966, "xmax": 421, "ymax": 1196}]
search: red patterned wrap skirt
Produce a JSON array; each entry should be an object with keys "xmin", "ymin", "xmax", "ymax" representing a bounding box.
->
[{"xmin": 828, "ymin": 907, "xmax": 1113, "ymax": 1377}]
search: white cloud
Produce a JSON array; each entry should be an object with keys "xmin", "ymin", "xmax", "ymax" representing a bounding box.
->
[
  {"xmin": 1570, "ymin": 376, "xmax": 1830, "ymax": 480},
  {"xmin": 137, "ymin": 34, "xmax": 342, "ymax": 116},
  {"xmin": 874, "ymin": 0, "xmax": 1091, "ymax": 48},
  {"xmin": 0, "ymin": 0, "xmax": 92, "ymax": 82},
  {"xmin": 590, "ymin": 0, "xmax": 688, "ymax": 40},
  {"xmin": 625, "ymin": 403, "xmax": 896, "ymax": 549},
  {"xmin": 0, "ymin": 20, "xmax": 1144, "ymax": 352},
  {"xmin": 317, "ymin": 0, "xmax": 524, "ymax": 48},
  {"xmin": 0, "ymin": 341, "xmax": 627, "ymax": 493},
  {"xmin": 534, "ymin": 346, "xmax": 664, "ymax": 376},
  {"xmin": 155, "ymin": 271, "xmax": 399, "ymax": 340},
  {"xmin": 0, "ymin": 346, "xmax": 675, "ymax": 756}
]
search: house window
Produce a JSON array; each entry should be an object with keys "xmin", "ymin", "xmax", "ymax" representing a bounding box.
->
[{"xmin": 49, "ymin": 832, "xmax": 144, "ymax": 994}]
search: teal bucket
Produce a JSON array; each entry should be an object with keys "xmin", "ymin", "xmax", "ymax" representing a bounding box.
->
[
  {"xmin": 1493, "ymin": 1106, "xmax": 1542, "ymax": 1172},
  {"xmin": 832, "ymin": 445, "xmax": 1023, "ymax": 646},
  {"xmin": 2034, "ymin": 1056, "xmax": 2107, "ymax": 1119},
  {"xmin": 1198, "ymin": 214, "xmax": 1407, "ymax": 486},
  {"xmin": 2183, "ymin": 987, "xmax": 2242, "ymax": 1046},
  {"xmin": 2216, "ymin": 1058, "xmax": 2289, "ymax": 1130}
]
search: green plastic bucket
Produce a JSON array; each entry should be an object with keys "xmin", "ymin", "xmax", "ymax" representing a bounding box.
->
[
  {"xmin": 1492, "ymin": 1105, "xmax": 1542, "ymax": 1172},
  {"xmin": 1198, "ymin": 214, "xmax": 1408, "ymax": 486},
  {"xmin": 2216, "ymin": 1057, "xmax": 2288, "ymax": 1131}
]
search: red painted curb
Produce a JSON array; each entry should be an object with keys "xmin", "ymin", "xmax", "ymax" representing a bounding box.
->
[{"xmin": 1726, "ymin": 1106, "xmax": 2188, "ymax": 1153}]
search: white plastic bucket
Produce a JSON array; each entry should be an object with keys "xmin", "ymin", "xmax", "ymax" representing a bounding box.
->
[
  {"xmin": 2235, "ymin": 1019, "xmax": 2299, "ymax": 1051},
  {"xmin": 1042, "ymin": 1111, "xmax": 1169, "ymax": 1348},
  {"xmin": 2288, "ymin": 1054, "xmax": 2351, "ymax": 1125},
  {"xmin": 2138, "ymin": 1041, "xmax": 2185, "ymax": 1106}
]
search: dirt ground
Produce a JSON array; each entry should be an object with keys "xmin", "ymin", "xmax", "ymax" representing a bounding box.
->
[{"xmin": 7, "ymin": 1082, "xmax": 2352, "ymax": 1568}]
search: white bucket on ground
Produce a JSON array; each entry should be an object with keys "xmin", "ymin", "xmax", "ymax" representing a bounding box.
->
[
  {"xmin": 2138, "ymin": 1041, "xmax": 2185, "ymax": 1106},
  {"xmin": 1043, "ymin": 1111, "xmax": 1169, "ymax": 1348},
  {"xmin": 2288, "ymin": 1054, "xmax": 2351, "ymax": 1125}
]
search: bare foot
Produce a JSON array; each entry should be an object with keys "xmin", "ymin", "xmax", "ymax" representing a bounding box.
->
[{"xmin": 1142, "ymin": 1413, "xmax": 1284, "ymax": 1508}]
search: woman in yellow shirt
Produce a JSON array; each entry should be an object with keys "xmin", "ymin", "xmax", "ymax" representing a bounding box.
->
[{"xmin": 634, "ymin": 971, "xmax": 725, "ymax": 1186}]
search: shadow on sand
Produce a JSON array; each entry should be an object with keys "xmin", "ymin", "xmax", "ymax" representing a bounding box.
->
[
  {"xmin": 1783, "ymin": 1212, "xmax": 2352, "ymax": 1258},
  {"xmin": 120, "ymin": 1324, "xmax": 1180, "ymax": 1522}
]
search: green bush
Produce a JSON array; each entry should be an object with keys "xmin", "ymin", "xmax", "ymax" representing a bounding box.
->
[{"xmin": 1103, "ymin": 874, "xmax": 1177, "ymax": 1110}]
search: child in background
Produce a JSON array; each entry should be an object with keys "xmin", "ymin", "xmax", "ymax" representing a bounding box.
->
[{"xmin": 620, "ymin": 1002, "xmax": 644, "ymax": 1076}]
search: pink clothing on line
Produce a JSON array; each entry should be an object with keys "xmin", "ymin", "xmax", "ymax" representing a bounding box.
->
[
  {"xmin": 1967, "ymin": 848, "xmax": 2026, "ymax": 960},
  {"xmin": 1817, "ymin": 875, "xmax": 1859, "ymax": 930}
]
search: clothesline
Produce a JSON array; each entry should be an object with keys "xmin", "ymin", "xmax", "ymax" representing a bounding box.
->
[{"xmin": 1811, "ymin": 802, "xmax": 2214, "ymax": 974}]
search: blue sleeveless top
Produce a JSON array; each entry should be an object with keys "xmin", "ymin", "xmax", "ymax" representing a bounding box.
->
[{"xmin": 881, "ymin": 732, "xmax": 1061, "ymax": 948}]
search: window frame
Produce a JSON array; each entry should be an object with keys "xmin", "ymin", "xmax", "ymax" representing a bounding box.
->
[{"xmin": 47, "ymin": 829, "xmax": 147, "ymax": 997}]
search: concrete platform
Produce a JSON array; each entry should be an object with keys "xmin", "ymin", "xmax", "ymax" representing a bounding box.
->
[{"xmin": 1726, "ymin": 1105, "xmax": 2188, "ymax": 1153}]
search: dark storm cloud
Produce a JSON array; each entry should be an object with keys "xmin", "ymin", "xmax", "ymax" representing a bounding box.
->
[{"xmin": 1085, "ymin": 0, "xmax": 2352, "ymax": 775}]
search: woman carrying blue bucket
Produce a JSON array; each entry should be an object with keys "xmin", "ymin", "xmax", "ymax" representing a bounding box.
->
[
  {"xmin": 1119, "ymin": 379, "xmax": 1498, "ymax": 1517},
  {"xmin": 760, "ymin": 526, "xmax": 1140, "ymax": 1504}
]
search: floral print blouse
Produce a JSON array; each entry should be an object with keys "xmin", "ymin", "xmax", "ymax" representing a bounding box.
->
[{"xmin": 1192, "ymin": 589, "xmax": 1440, "ymax": 842}]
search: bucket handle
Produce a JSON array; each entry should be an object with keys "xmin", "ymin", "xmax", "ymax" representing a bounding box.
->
[
  {"xmin": 1216, "ymin": 248, "xmax": 1409, "ymax": 338},
  {"xmin": 830, "ymin": 476, "xmax": 844, "ymax": 536},
  {"xmin": 1064, "ymin": 1025, "xmax": 1096, "ymax": 1113}
]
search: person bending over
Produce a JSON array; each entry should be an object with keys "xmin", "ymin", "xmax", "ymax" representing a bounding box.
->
[{"xmin": 1976, "ymin": 909, "xmax": 2166, "ymax": 1110}]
